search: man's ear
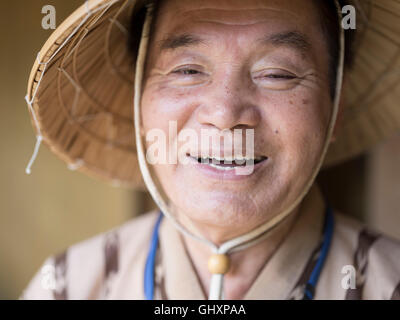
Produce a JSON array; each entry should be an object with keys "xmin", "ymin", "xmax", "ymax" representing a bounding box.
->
[{"xmin": 330, "ymin": 75, "xmax": 347, "ymax": 144}]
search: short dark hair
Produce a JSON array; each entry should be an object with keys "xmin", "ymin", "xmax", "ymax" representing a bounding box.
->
[{"xmin": 128, "ymin": 0, "xmax": 356, "ymax": 100}]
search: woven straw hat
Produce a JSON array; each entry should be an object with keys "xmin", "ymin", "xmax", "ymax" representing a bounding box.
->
[{"xmin": 25, "ymin": 0, "xmax": 400, "ymax": 189}]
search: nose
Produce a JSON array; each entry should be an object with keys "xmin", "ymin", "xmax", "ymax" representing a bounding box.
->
[{"xmin": 196, "ymin": 73, "xmax": 260, "ymax": 130}]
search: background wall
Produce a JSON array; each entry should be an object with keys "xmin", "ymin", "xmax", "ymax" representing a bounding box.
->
[
  {"xmin": 1, "ymin": 0, "xmax": 399, "ymax": 300},
  {"xmin": 366, "ymin": 134, "xmax": 400, "ymax": 238}
]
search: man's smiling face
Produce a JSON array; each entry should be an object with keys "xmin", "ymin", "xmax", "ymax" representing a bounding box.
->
[{"xmin": 141, "ymin": 0, "xmax": 333, "ymax": 239}]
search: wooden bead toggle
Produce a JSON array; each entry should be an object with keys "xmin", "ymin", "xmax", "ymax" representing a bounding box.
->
[{"xmin": 208, "ymin": 254, "xmax": 230, "ymax": 274}]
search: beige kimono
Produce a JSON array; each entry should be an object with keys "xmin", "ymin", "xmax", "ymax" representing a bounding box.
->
[{"xmin": 20, "ymin": 184, "xmax": 400, "ymax": 300}]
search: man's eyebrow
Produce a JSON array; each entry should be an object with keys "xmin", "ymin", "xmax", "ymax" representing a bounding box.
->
[
  {"xmin": 259, "ymin": 31, "xmax": 312, "ymax": 52},
  {"xmin": 157, "ymin": 31, "xmax": 311, "ymax": 53},
  {"xmin": 158, "ymin": 33, "xmax": 207, "ymax": 51}
]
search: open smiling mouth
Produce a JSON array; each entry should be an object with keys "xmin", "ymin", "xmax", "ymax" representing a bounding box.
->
[{"xmin": 188, "ymin": 155, "xmax": 268, "ymax": 171}]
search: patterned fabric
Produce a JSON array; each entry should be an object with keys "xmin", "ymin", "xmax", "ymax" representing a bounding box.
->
[
  {"xmin": 102, "ymin": 231, "xmax": 119, "ymax": 298},
  {"xmin": 53, "ymin": 251, "xmax": 67, "ymax": 300},
  {"xmin": 19, "ymin": 184, "xmax": 400, "ymax": 300},
  {"xmin": 344, "ymin": 230, "xmax": 380, "ymax": 300},
  {"xmin": 288, "ymin": 243, "xmax": 323, "ymax": 300}
]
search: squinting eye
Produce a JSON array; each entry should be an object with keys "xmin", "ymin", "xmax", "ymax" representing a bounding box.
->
[
  {"xmin": 172, "ymin": 68, "xmax": 202, "ymax": 76},
  {"xmin": 252, "ymin": 69, "xmax": 300, "ymax": 90},
  {"xmin": 168, "ymin": 65, "xmax": 209, "ymax": 87},
  {"xmin": 265, "ymin": 74, "xmax": 296, "ymax": 80},
  {"xmin": 256, "ymin": 70, "xmax": 297, "ymax": 80}
]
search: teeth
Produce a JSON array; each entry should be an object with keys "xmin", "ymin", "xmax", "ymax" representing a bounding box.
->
[
  {"xmin": 187, "ymin": 154, "xmax": 267, "ymax": 170},
  {"xmin": 191, "ymin": 155, "xmax": 262, "ymax": 161}
]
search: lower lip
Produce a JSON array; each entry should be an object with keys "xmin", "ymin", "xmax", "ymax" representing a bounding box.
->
[{"xmin": 186, "ymin": 156, "xmax": 268, "ymax": 181}]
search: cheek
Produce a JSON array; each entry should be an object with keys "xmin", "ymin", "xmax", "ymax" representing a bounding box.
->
[
  {"xmin": 267, "ymin": 94, "xmax": 330, "ymax": 166},
  {"xmin": 141, "ymin": 85, "xmax": 197, "ymax": 134},
  {"xmin": 140, "ymin": 86, "xmax": 200, "ymax": 189}
]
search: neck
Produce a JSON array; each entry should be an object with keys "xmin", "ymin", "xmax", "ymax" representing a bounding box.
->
[{"xmin": 178, "ymin": 205, "xmax": 301, "ymax": 300}]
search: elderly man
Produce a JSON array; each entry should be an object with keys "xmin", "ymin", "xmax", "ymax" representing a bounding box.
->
[{"xmin": 21, "ymin": 0, "xmax": 400, "ymax": 300}]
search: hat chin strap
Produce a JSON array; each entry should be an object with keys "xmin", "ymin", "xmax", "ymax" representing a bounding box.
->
[{"xmin": 134, "ymin": 1, "xmax": 345, "ymax": 300}]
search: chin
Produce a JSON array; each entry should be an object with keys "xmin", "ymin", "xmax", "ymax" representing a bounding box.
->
[{"xmin": 177, "ymin": 190, "xmax": 268, "ymax": 230}]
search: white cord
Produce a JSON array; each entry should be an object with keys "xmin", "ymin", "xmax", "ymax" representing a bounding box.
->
[{"xmin": 134, "ymin": 0, "xmax": 345, "ymax": 300}]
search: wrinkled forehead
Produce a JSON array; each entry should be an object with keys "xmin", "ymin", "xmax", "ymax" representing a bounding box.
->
[
  {"xmin": 151, "ymin": 0, "xmax": 324, "ymax": 39},
  {"xmin": 144, "ymin": 0, "xmax": 330, "ymax": 63}
]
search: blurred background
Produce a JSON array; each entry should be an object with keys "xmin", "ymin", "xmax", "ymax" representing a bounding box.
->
[{"xmin": 1, "ymin": 0, "xmax": 399, "ymax": 300}]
